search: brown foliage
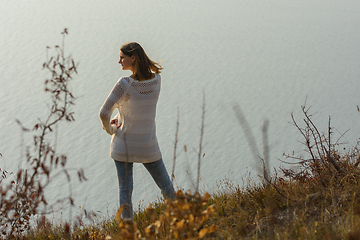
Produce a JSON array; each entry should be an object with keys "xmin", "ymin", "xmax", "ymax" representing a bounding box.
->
[{"xmin": 113, "ymin": 191, "xmax": 216, "ymax": 240}]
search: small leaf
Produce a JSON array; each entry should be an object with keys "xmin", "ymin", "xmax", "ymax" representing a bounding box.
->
[
  {"xmin": 33, "ymin": 124, "xmax": 40, "ymax": 131},
  {"xmin": 176, "ymin": 219, "xmax": 185, "ymax": 230},
  {"xmin": 17, "ymin": 170, "xmax": 23, "ymax": 181},
  {"xmin": 173, "ymin": 230, "xmax": 179, "ymax": 239},
  {"xmin": 208, "ymin": 224, "xmax": 216, "ymax": 233},
  {"xmin": 154, "ymin": 219, "xmax": 162, "ymax": 228},
  {"xmin": 198, "ymin": 228, "xmax": 208, "ymax": 239},
  {"xmin": 201, "ymin": 192, "xmax": 211, "ymax": 203},
  {"xmin": 145, "ymin": 224, "xmax": 155, "ymax": 237},
  {"xmin": 61, "ymin": 155, "xmax": 67, "ymax": 167}
]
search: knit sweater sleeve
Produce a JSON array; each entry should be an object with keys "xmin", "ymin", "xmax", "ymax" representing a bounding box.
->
[{"xmin": 99, "ymin": 77, "xmax": 131, "ymax": 135}]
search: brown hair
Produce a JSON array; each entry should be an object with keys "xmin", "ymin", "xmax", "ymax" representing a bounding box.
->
[{"xmin": 120, "ymin": 42, "xmax": 163, "ymax": 81}]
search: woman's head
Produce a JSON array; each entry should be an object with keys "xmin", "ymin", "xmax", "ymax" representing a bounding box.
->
[{"xmin": 119, "ymin": 42, "xmax": 163, "ymax": 81}]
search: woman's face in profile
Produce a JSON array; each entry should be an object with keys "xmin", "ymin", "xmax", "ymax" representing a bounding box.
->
[{"xmin": 118, "ymin": 51, "xmax": 134, "ymax": 71}]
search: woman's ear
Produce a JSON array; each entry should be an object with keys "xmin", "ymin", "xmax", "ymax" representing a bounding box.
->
[{"xmin": 131, "ymin": 55, "xmax": 136, "ymax": 63}]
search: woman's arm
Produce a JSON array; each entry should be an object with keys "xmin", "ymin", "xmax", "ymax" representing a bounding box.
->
[{"xmin": 99, "ymin": 77, "xmax": 130, "ymax": 135}]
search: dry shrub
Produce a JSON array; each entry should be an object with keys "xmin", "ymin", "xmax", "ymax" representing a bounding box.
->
[
  {"xmin": 113, "ymin": 190, "xmax": 216, "ymax": 240},
  {"xmin": 268, "ymin": 104, "xmax": 360, "ymax": 238},
  {"xmin": 280, "ymin": 104, "xmax": 360, "ymax": 189},
  {"xmin": 0, "ymin": 29, "xmax": 90, "ymax": 239}
]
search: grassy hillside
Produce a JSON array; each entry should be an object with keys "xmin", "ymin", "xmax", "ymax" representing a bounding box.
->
[{"xmin": 25, "ymin": 144, "xmax": 360, "ymax": 239}]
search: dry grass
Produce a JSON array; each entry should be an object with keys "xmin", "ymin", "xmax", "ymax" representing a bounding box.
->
[
  {"xmin": 207, "ymin": 162, "xmax": 360, "ymax": 239},
  {"xmin": 6, "ymin": 98, "xmax": 360, "ymax": 239},
  {"xmin": 23, "ymin": 156, "xmax": 360, "ymax": 239}
]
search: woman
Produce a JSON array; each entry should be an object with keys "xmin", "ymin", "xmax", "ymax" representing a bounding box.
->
[{"xmin": 99, "ymin": 42, "xmax": 175, "ymax": 219}]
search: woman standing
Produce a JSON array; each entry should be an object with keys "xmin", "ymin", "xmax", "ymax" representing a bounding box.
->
[{"xmin": 99, "ymin": 42, "xmax": 174, "ymax": 219}]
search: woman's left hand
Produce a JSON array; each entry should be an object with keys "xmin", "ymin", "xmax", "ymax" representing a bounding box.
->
[{"xmin": 111, "ymin": 119, "xmax": 122, "ymax": 129}]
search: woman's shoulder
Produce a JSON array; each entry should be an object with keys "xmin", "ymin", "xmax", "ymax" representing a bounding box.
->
[
  {"xmin": 116, "ymin": 76, "xmax": 133, "ymax": 86},
  {"xmin": 120, "ymin": 76, "xmax": 132, "ymax": 81}
]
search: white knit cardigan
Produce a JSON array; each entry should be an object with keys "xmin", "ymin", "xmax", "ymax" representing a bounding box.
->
[{"xmin": 99, "ymin": 74, "xmax": 162, "ymax": 163}]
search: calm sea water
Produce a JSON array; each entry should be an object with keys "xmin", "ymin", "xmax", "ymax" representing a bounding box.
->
[{"xmin": 1, "ymin": 0, "xmax": 360, "ymax": 221}]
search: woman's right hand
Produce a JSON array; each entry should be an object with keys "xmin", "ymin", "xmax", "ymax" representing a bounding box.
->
[{"xmin": 111, "ymin": 119, "xmax": 122, "ymax": 129}]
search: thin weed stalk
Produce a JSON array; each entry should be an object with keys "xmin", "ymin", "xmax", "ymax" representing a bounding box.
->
[
  {"xmin": 171, "ymin": 107, "xmax": 180, "ymax": 184},
  {"xmin": 196, "ymin": 91, "xmax": 205, "ymax": 193}
]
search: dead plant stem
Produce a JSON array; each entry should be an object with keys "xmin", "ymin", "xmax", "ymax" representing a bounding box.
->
[{"xmin": 196, "ymin": 92, "xmax": 205, "ymax": 193}]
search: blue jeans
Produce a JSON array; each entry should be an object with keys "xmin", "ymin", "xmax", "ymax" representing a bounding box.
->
[{"xmin": 114, "ymin": 158, "xmax": 175, "ymax": 219}]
